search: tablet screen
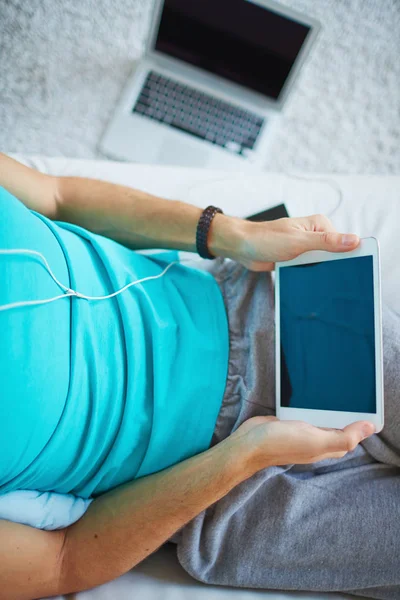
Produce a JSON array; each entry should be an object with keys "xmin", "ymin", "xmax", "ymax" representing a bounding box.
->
[{"xmin": 279, "ymin": 256, "xmax": 376, "ymax": 413}]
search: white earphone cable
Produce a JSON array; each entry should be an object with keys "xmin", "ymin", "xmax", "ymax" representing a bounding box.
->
[
  {"xmin": 0, "ymin": 292, "xmax": 76, "ymax": 312},
  {"xmin": 0, "ymin": 175, "xmax": 344, "ymax": 313},
  {"xmin": 0, "ymin": 249, "xmax": 190, "ymax": 313},
  {"xmin": 285, "ymin": 173, "xmax": 344, "ymax": 218}
]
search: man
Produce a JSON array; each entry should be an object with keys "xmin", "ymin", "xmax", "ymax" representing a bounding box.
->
[{"xmin": 1, "ymin": 152, "xmax": 399, "ymax": 600}]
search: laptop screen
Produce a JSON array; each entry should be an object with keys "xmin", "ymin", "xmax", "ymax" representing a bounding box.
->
[{"xmin": 154, "ymin": 0, "xmax": 312, "ymax": 101}]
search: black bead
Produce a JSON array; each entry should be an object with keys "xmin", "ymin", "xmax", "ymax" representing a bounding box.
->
[{"xmin": 196, "ymin": 206, "xmax": 224, "ymax": 260}]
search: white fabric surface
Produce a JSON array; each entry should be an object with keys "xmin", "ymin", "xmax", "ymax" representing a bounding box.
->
[
  {"xmin": 1, "ymin": 1, "xmax": 400, "ymax": 174},
  {"xmin": 10, "ymin": 154, "xmax": 399, "ymax": 600}
]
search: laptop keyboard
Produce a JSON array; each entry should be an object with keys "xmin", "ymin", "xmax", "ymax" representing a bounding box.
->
[{"xmin": 133, "ymin": 71, "xmax": 265, "ymax": 155}]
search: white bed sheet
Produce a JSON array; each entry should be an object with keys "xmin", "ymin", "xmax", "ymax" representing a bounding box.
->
[{"xmin": 12, "ymin": 155, "xmax": 400, "ymax": 600}]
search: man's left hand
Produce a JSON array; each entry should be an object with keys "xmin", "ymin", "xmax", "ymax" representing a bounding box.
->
[{"xmin": 211, "ymin": 213, "xmax": 360, "ymax": 272}]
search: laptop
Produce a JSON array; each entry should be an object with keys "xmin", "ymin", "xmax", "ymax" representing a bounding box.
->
[{"xmin": 100, "ymin": 0, "xmax": 321, "ymax": 169}]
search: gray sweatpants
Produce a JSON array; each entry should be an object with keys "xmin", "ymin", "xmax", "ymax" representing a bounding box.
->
[{"xmin": 174, "ymin": 258, "xmax": 400, "ymax": 600}]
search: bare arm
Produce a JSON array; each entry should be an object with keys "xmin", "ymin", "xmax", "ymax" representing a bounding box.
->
[
  {"xmin": 0, "ymin": 152, "xmax": 241, "ymax": 258},
  {"xmin": 0, "ymin": 432, "xmax": 254, "ymax": 599},
  {"xmin": 0, "ymin": 153, "xmax": 360, "ymax": 270},
  {"xmin": 0, "ymin": 417, "xmax": 374, "ymax": 600},
  {"xmin": 0, "ymin": 153, "xmax": 58, "ymax": 217}
]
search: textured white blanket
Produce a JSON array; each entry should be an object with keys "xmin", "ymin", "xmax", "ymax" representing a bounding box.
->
[{"xmin": 1, "ymin": 0, "xmax": 399, "ymax": 173}]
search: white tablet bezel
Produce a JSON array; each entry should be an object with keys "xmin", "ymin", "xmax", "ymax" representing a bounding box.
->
[{"xmin": 275, "ymin": 237, "xmax": 384, "ymax": 432}]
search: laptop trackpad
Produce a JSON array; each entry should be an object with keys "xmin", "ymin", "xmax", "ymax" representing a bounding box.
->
[{"xmin": 157, "ymin": 135, "xmax": 209, "ymax": 167}]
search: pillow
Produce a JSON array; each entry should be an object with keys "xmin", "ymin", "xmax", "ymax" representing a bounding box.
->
[{"xmin": 0, "ymin": 490, "xmax": 92, "ymax": 530}]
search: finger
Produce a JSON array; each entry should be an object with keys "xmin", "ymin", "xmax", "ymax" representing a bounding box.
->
[
  {"xmin": 304, "ymin": 230, "xmax": 360, "ymax": 253},
  {"xmin": 315, "ymin": 450, "xmax": 348, "ymax": 461},
  {"xmin": 293, "ymin": 214, "xmax": 359, "ymax": 252},
  {"xmin": 296, "ymin": 214, "xmax": 337, "ymax": 233},
  {"xmin": 311, "ymin": 214, "xmax": 337, "ymax": 233},
  {"xmin": 318, "ymin": 421, "xmax": 375, "ymax": 453},
  {"xmin": 248, "ymin": 261, "xmax": 275, "ymax": 272},
  {"xmin": 325, "ymin": 450, "xmax": 348, "ymax": 458}
]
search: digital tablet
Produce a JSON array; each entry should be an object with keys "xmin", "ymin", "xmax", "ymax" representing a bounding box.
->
[{"xmin": 275, "ymin": 237, "xmax": 383, "ymax": 431}]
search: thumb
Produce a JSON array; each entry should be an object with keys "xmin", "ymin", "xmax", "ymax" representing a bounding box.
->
[
  {"xmin": 309, "ymin": 231, "xmax": 360, "ymax": 253},
  {"xmin": 325, "ymin": 421, "xmax": 376, "ymax": 453}
]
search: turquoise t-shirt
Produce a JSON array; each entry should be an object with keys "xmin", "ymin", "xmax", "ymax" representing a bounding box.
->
[{"xmin": 0, "ymin": 188, "xmax": 229, "ymax": 498}]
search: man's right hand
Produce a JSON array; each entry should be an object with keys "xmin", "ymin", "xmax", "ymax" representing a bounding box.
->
[
  {"xmin": 0, "ymin": 417, "xmax": 375, "ymax": 600},
  {"xmin": 229, "ymin": 416, "xmax": 376, "ymax": 472}
]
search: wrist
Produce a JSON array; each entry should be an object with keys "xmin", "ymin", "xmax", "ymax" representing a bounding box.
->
[
  {"xmin": 208, "ymin": 213, "xmax": 247, "ymax": 260},
  {"xmin": 218, "ymin": 431, "xmax": 265, "ymax": 481}
]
